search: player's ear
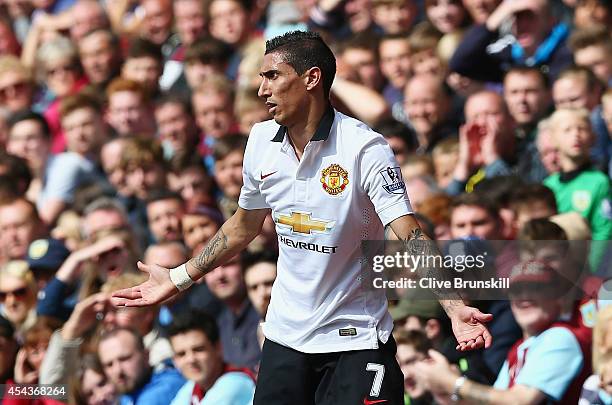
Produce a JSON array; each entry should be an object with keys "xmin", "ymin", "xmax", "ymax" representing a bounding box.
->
[{"xmin": 303, "ymin": 67, "xmax": 322, "ymax": 92}]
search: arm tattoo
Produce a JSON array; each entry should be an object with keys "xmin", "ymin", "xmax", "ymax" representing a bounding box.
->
[
  {"xmin": 400, "ymin": 228, "xmax": 463, "ymax": 304},
  {"xmin": 190, "ymin": 228, "xmax": 228, "ymax": 274}
]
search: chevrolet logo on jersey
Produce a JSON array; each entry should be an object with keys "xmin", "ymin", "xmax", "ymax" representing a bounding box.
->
[{"xmin": 274, "ymin": 211, "xmax": 335, "ymax": 235}]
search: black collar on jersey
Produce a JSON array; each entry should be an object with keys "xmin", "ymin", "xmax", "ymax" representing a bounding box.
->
[
  {"xmin": 559, "ymin": 162, "xmax": 592, "ymax": 183},
  {"xmin": 272, "ymin": 105, "xmax": 335, "ymax": 142}
]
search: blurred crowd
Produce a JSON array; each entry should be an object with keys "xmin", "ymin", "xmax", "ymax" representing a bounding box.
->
[{"xmin": 0, "ymin": 0, "xmax": 610, "ymax": 403}]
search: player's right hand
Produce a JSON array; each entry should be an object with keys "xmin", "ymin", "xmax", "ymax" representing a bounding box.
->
[{"xmin": 111, "ymin": 261, "xmax": 176, "ymax": 307}]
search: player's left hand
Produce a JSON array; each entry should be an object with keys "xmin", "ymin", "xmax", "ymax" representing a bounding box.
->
[{"xmin": 450, "ymin": 305, "xmax": 493, "ymax": 351}]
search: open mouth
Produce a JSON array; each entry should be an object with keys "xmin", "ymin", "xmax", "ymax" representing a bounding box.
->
[{"xmin": 266, "ymin": 102, "xmax": 277, "ymax": 114}]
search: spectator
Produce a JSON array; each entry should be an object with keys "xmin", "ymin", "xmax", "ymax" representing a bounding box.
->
[
  {"xmin": 450, "ymin": 192, "xmax": 502, "ymax": 240},
  {"xmin": 100, "ymin": 138, "xmax": 131, "ymax": 197},
  {"xmin": 535, "ymin": 117, "xmax": 562, "ymax": 176},
  {"xmin": 120, "ymin": 137, "xmax": 167, "ymax": 201},
  {"xmin": 0, "ymin": 261, "xmax": 38, "ymax": 335},
  {"xmin": 431, "ymin": 137, "xmax": 458, "ymax": 189},
  {"xmin": 401, "ymin": 155, "xmax": 435, "ymax": 181},
  {"xmin": 508, "ymin": 183, "xmax": 558, "ymax": 234},
  {"xmin": 376, "ymin": 119, "xmax": 417, "ymax": 166},
  {"xmin": 544, "ymin": 108, "xmax": 612, "ymax": 242},
  {"xmin": 394, "ymin": 329, "xmax": 434, "ymax": 405},
  {"xmin": 192, "ymin": 75, "xmax": 238, "ymax": 140},
  {"xmin": 450, "ymin": 0, "xmax": 573, "ymax": 83},
  {"xmin": 370, "ymin": 0, "xmax": 417, "ymax": 34},
  {"xmin": 204, "ymin": 255, "xmax": 261, "ymax": 369},
  {"xmin": 13, "ymin": 318, "xmax": 56, "ymax": 384},
  {"xmin": 69, "ymin": 353, "xmax": 118, "ymax": 405},
  {"xmin": 105, "ymin": 78, "xmax": 155, "ymax": 138},
  {"xmin": 6, "ymin": 111, "xmax": 51, "ymax": 202},
  {"xmin": 100, "ymin": 273, "xmax": 173, "ymax": 369},
  {"xmin": 403, "ymin": 75, "xmax": 454, "ymax": 153},
  {"xmin": 167, "ymin": 157, "xmax": 215, "ymax": 208},
  {"xmin": 39, "ymin": 92, "xmax": 109, "ymax": 225},
  {"xmin": 338, "ymin": 34, "xmax": 385, "ymax": 92},
  {"xmin": 0, "ymin": 198, "xmax": 46, "ymax": 263},
  {"xmin": 154, "ymin": 96, "xmax": 199, "ymax": 166},
  {"xmin": 36, "ymin": 36, "xmax": 88, "ymax": 153},
  {"xmin": 568, "ymin": 25, "xmax": 612, "ymax": 85},
  {"xmin": 77, "ymin": 29, "xmax": 122, "ymax": 92},
  {"xmin": 26, "ymin": 238, "xmax": 71, "ymax": 291},
  {"xmin": 167, "ymin": 311, "xmax": 256, "ymax": 405},
  {"xmin": 0, "ymin": 315, "xmax": 17, "ymax": 384},
  {"xmin": 602, "ymin": 88, "xmax": 612, "ymax": 177},
  {"xmin": 582, "ymin": 305, "xmax": 612, "ymax": 404},
  {"xmin": 173, "ymin": 0, "xmax": 206, "ymax": 50},
  {"xmin": 0, "ymin": 152, "xmax": 31, "ymax": 199},
  {"xmin": 461, "ymin": 0, "xmax": 500, "ymax": 24},
  {"xmin": 207, "ymin": 0, "xmax": 254, "ymax": 51},
  {"xmin": 408, "ymin": 22, "xmax": 445, "ymax": 78},
  {"xmin": 502, "ymin": 66, "xmax": 551, "ymax": 183},
  {"xmin": 97, "ymin": 327, "xmax": 185, "ymax": 405},
  {"xmin": 242, "ymin": 251, "xmax": 277, "ymax": 318},
  {"xmin": 213, "ymin": 134, "xmax": 246, "ymax": 219},
  {"xmin": 425, "ymin": 0, "xmax": 470, "ymax": 35},
  {"xmin": 415, "ymin": 260, "xmax": 590, "ymax": 404},
  {"xmin": 181, "ymin": 205, "xmax": 223, "ymax": 255},
  {"xmin": 139, "ymin": 0, "xmax": 175, "ymax": 47},
  {"xmin": 573, "ymin": 0, "xmax": 612, "ymax": 28},
  {"xmin": 378, "ymin": 33, "xmax": 412, "ymax": 108},
  {"xmin": 417, "ymin": 194, "xmax": 453, "ymax": 240},
  {"xmin": 183, "ymin": 37, "xmax": 232, "ymax": 91},
  {"xmin": 121, "ymin": 38, "xmax": 164, "ymax": 98},
  {"xmin": 0, "ymin": 56, "xmax": 36, "ymax": 113},
  {"xmin": 234, "ymin": 90, "xmax": 271, "ymax": 135},
  {"xmin": 447, "ymin": 90, "xmax": 516, "ymax": 195},
  {"xmin": 145, "ymin": 190, "xmax": 185, "ymax": 243}
]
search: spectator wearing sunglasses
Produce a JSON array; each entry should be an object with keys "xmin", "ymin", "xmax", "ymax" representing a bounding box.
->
[
  {"xmin": 0, "ymin": 261, "xmax": 38, "ymax": 338},
  {"xmin": 0, "ymin": 56, "xmax": 36, "ymax": 114},
  {"xmin": 36, "ymin": 36, "xmax": 88, "ymax": 154}
]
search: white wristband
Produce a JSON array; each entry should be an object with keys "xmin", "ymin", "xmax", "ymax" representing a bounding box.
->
[{"xmin": 169, "ymin": 263, "xmax": 194, "ymax": 291}]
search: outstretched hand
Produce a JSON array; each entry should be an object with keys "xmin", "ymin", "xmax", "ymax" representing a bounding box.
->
[
  {"xmin": 450, "ymin": 305, "xmax": 493, "ymax": 351},
  {"xmin": 111, "ymin": 261, "xmax": 177, "ymax": 307}
]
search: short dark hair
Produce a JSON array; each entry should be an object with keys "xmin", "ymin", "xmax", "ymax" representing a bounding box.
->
[
  {"xmin": 127, "ymin": 37, "xmax": 162, "ymax": 64},
  {"xmin": 509, "ymin": 183, "xmax": 557, "ymax": 214},
  {"xmin": 154, "ymin": 93, "xmax": 193, "ymax": 116},
  {"xmin": 60, "ymin": 91, "xmax": 102, "ymax": 120},
  {"xmin": 98, "ymin": 327, "xmax": 145, "ymax": 352},
  {"xmin": 0, "ymin": 152, "xmax": 32, "ymax": 193},
  {"xmin": 167, "ymin": 310, "xmax": 219, "ymax": 344},
  {"xmin": 451, "ymin": 192, "xmax": 500, "ymax": 221},
  {"xmin": 212, "ymin": 133, "xmax": 247, "ymax": 161},
  {"xmin": 375, "ymin": 119, "xmax": 417, "ymax": 151},
  {"xmin": 7, "ymin": 110, "xmax": 50, "ymax": 138},
  {"xmin": 145, "ymin": 189, "xmax": 183, "ymax": 206},
  {"xmin": 555, "ymin": 64, "xmax": 601, "ymax": 92},
  {"xmin": 504, "ymin": 66, "xmax": 550, "ymax": 89},
  {"xmin": 241, "ymin": 250, "xmax": 278, "ymax": 276},
  {"xmin": 184, "ymin": 37, "xmax": 233, "ymax": 65},
  {"xmin": 265, "ymin": 31, "xmax": 336, "ymax": 99}
]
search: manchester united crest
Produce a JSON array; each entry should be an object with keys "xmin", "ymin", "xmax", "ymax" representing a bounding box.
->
[{"xmin": 321, "ymin": 164, "xmax": 349, "ymax": 195}]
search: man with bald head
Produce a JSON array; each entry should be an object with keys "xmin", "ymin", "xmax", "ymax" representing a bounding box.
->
[
  {"xmin": 403, "ymin": 75, "xmax": 455, "ymax": 153},
  {"xmin": 70, "ymin": 0, "xmax": 109, "ymax": 41},
  {"xmin": 446, "ymin": 90, "xmax": 517, "ymax": 194},
  {"xmin": 450, "ymin": 0, "xmax": 572, "ymax": 83}
]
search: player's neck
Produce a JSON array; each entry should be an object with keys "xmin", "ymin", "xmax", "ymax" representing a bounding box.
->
[{"xmin": 286, "ymin": 100, "xmax": 328, "ymax": 157}]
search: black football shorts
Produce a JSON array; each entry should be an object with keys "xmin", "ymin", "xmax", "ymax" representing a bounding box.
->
[{"xmin": 253, "ymin": 336, "xmax": 404, "ymax": 405}]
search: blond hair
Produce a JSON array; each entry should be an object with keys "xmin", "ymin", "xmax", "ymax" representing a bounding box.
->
[
  {"xmin": 0, "ymin": 261, "xmax": 37, "ymax": 295},
  {"xmin": 548, "ymin": 108, "xmax": 592, "ymax": 145}
]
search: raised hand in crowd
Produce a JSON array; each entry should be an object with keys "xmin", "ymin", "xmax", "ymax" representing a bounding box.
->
[{"xmin": 55, "ymin": 236, "xmax": 126, "ymax": 285}]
